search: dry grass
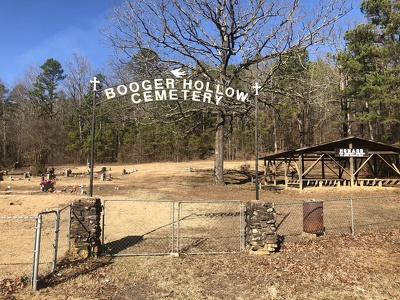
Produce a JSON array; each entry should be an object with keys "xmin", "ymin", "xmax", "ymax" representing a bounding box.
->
[{"xmin": 1, "ymin": 160, "xmax": 400, "ymax": 299}]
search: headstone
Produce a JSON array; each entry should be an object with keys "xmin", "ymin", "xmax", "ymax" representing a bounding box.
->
[{"xmin": 41, "ymin": 180, "xmax": 54, "ymax": 192}]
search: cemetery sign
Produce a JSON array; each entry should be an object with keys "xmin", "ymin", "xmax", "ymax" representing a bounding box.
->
[
  {"xmin": 95, "ymin": 69, "xmax": 250, "ymax": 106},
  {"xmin": 89, "ymin": 71, "xmax": 259, "ymax": 197}
]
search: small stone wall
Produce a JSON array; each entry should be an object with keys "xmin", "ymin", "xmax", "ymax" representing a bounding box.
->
[
  {"xmin": 245, "ymin": 200, "xmax": 278, "ymax": 255},
  {"xmin": 69, "ymin": 198, "xmax": 102, "ymax": 258}
]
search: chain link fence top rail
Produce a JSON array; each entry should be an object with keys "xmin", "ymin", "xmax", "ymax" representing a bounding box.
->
[
  {"xmin": 273, "ymin": 195, "xmax": 400, "ymax": 242},
  {"xmin": 0, "ymin": 216, "xmax": 37, "ymax": 278}
]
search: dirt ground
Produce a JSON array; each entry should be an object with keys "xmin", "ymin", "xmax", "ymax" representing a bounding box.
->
[
  {"xmin": 2, "ymin": 159, "xmax": 397, "ymax": 213},
  {"xmin": 1, "ymin": 160, "xmax": 399, "ymax": 299}
]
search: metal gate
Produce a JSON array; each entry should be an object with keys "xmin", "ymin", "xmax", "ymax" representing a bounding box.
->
[
  {"xmin": 102, "ymin": 200, "xmax": 245, "ymax": 256},
  {"xmin": 31, "ymin": 204, "xmax": 71, "ymax": 290}
]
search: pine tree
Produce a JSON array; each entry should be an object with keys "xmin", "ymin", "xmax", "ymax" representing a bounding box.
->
[{"xmin": 338, "ymin": 0, "xmax": 400, "ymax": 142}]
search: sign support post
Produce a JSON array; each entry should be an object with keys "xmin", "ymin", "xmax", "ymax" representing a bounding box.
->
[
  {"xmin": 89, "ymin": 77, "xmax": 99, "ymax": 197},
  {"xmin": 253, "ymin": 83, "xmax": 261, "ymax": 200}
]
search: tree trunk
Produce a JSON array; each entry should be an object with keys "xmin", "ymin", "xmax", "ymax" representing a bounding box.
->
[
  {"xmin": 339, "ymin": 70, "xmax": 351, "ymax": 137},
  {"xmin": 214, "ymin": 110, "xmax": 225, "ymax": 185},
  {"xmin": 2, "ymin": 103, "xmax": 6, "ymax": 164},
  {"xmin": 273, "ymin": 109, "xmax": 278, "ymax": 153}
]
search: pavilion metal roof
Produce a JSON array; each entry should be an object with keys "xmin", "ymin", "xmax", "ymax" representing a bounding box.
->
[{"xmin": 260, "ymin": 136, "xmax": 400, "ymax": 160}]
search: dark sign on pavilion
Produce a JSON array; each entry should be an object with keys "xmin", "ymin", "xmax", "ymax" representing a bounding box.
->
[{"xmin": 334, "ymin": 148, "xmax": 369, "ymax": 157}]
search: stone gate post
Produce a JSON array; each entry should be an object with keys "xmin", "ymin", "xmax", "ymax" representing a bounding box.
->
[{"xmin": 69, "ymin": 197, "xmax": 102, "ymax": 258}]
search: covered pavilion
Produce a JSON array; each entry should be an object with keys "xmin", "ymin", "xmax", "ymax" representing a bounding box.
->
[{"xmin": 260, "ymin": 136, "xmax": 400, "ymax": 191}]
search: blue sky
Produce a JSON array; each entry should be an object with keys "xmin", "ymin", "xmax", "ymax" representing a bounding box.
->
[
  {"xmin": 0, "ymin": 0, "xmax": 114, "ymax": 87},
  {"xmin": 0, "ymin": 0, "xmax": 365, "ymax": 88}
]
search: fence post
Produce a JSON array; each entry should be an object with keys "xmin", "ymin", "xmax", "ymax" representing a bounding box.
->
[
  {"xmin": 67, "ymin": 204, "xmax": 72, "ymax": 250},
  {"xmin": 32, "ymin": 214, "xmax": 42, "ymax": 290},
  {"xmin": 177, "ymin": 202, "xmax": 182, "ymax": 253},
  {"xmin": 70, "ymin": 198, "xmax": 102, "ymax": 258},
  {"xmin": 52, "ymin": 210, "xmax": 60, "ymax": 272},
  {"xmin": 350, "ymin": 198, "xmax": 355, "ymax": 235},
  {"xmin": 101, "ymin": 201, "xmax": 106, "ymax": 255},
  {"xmin": 240, "ymin": 201, "xmax": 245, "ymax": 251},
  {"xmin": 246, "ymin": 200, "xmax": 278, "ymax": 255},
  {"xmin": 170, "ymin": 201, "xmax": 175, "ymax": 254}
]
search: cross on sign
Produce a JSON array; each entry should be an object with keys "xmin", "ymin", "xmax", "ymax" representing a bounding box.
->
[
  {"xmin": 252, "ymin": 82, "xmax": 261, "ymax": 96},
  {"xmin": 90, "ymin": 76, "xmax": 100, "ymax": 91}
]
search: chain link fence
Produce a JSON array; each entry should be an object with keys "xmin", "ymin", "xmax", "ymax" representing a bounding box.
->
[
  {"xmin": 103, "ymin": 197, "xmax": 399, "ymax": 255},
  {"xmin": 102, "ymin": 200, "xmax": 245, "ymax": 256},
  {"xmin": 2, "ymin": 195, "xmax": 399, "ymax": 291},
  {"xmin": 0, "ymin": 205, "xmax": 71, "ymax": 290},
  {"xmin": 177, "ymin": 200, "xmax": 245, "ymax": 254},
  {"xmin": 0, "ymin": 216, "xmax": 37, "ymax": 278},
  {"xmin": 274, "ymin": 195, "xmax": 400, "ymax": 242},
  {"xmin": 102, "ymin": 200, "xmax": 175, "ymax": 256}
]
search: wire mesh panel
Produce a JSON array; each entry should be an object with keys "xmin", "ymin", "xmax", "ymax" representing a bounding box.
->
[
  {"xmin": 0, "ymin": 216, "xmax": 36, "ymax": 278},
  {"xmin": 56, "ymin": 205, "xmax": 71, "ymax": 263},
  {"xmin": 321, "ymin": 199, "xmax": 353, "ymax": 235},
  {"xmin": 102, "ymin": 200, "xmax": 175, "ymax": 256},
  {"xmin": 34, "ymin": 211, "xmax": 58, "ymax": 278},
  {"xmin": 177, "ymin": 200, "xmax": 244, "ymax": 254},
  {"xmin": 351, "ymin": 196, "xmax": 400, "ymax": 234},
  {"xmin": 274, "ymin": 196, "xmax": 400, "ymax": 241},
  {"xmin": 274, "ymin": 200, "xmax": 353, "ymax": 241},
  {"xmin": 274, "ymin": 202, "xmax": 304, "ymax": 242}
]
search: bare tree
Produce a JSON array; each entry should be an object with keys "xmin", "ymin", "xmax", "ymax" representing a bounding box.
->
[
  {"xmin": 64, "ymin": 52, "xmax": 93, "ymax": 104},
  {"xmin": 63, "ymin": 52, "xmax": 94, "ymax": 145},
  {"xmin": 0, "ymin": 81, "xmax": 9, "ymax": 165},
  {"xmin": 105, "ymin": 0, "xmax": 352, "ymax": 184}
]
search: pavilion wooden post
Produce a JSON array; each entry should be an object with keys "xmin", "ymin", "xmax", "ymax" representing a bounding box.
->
[
  {"xmin": 263, "ymin": 159, "xmax": 267, "ymax": 184},
  {"xmin": 298, "ymin": 154, "xmax": 303, "ymax": 192},
  {"xmin": 349, "ymin": 142, "xmax": 354, "ymax": 187},
  {"xmin": 373, "ymin": 155, "xmax": 378, "ymax": 177},
  {"xmin": 284, "ymin": 160, "xmax": 289, "ymax": 189}
]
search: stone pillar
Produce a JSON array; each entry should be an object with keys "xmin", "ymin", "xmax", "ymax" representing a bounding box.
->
[
  {"xmin": 246, "ymin": 200, "xmax": 278, "ymax": 255},
  {"xmin": 69, "ymin": 198, "xmax": 102, "ymax": 258}
]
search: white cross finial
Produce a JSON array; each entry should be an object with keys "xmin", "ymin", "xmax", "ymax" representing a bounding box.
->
[
  {"xmin": 90, "ymin": 76, "xmax": 100, "ymax": 91},
  {"xmin": 252, "ymin": 82, "xmax": 261, "ymax": 96}
]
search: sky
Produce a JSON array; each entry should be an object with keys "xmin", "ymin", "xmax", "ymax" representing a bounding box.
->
[
  {"xmin": 0, "ymin": 0, "xmax": 365, "ymax": 89},
  {"xmin": 0, "ymin": 0, "xmax": 115, "ymax": 87}
]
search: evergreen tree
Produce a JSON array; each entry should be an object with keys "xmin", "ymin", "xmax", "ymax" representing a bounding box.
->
[
  {"xmin": 29, "ymin": 58, "xmax": 66, "ymax": 119},
  {"xmin": 22, "ymin": 58, "xmax": 67, "ymax": 173},
  {"xmin": 0, "ymin": 83, "xmax": 17, "ymax": 165},
  {"xmin": 338, "ymin": 0, "xmax": 400, "ymax": 142}
]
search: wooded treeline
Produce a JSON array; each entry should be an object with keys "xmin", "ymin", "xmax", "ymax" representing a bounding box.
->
[{"xmin": 0, "ymin": 0, "xmax": 399, "ymax": 174}]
